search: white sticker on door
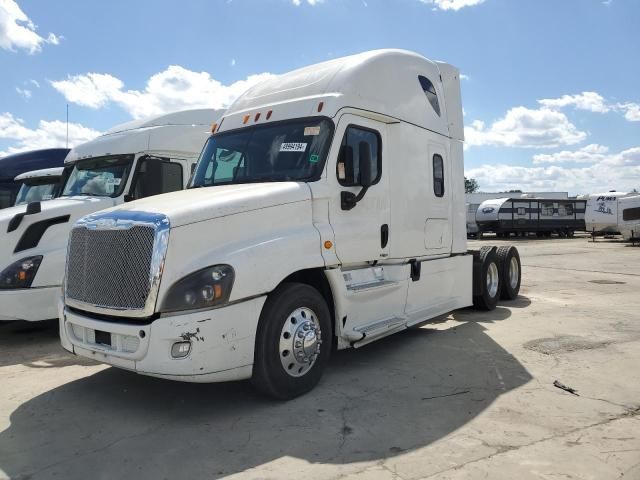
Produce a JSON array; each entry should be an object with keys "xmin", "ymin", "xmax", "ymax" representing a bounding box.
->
[{"xmin": 280, "ymin": 142, "xmax": 307, "ymax": 153}]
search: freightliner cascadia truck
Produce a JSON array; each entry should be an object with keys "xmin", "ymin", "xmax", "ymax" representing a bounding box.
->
[
  {"xmin": 0, "ymin": 109, "xmax": 219, "ymax": 322},
  {"xmin": 59, "ymin": 50, "xmax": 522, "ymax": 399}
]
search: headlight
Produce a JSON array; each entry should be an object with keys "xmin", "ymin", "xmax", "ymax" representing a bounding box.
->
[
  {"xmin": 0, "ymin": 256, "xmax": 43, "ymax": 289},
  {"xmin": 160, "ymin": 265, "xmax": 235, "ymax": 313}
]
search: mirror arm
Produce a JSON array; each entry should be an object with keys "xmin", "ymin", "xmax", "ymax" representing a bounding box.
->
[{"xmin": 341, "ymin": 186, "xmax": 369, "ymax": 211}]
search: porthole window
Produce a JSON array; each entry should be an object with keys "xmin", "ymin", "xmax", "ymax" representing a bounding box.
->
[{"xmin": 418, "ymin": 75, "xmax": 441, "ymax": 117}]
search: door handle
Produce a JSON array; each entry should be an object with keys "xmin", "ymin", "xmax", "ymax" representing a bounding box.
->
[{"xmin": 381, "ymin": 224, "xmax": 389, "ymax": 248}]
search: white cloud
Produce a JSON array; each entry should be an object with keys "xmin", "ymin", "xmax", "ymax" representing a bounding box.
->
[
  {"xmin": 0, "ymin": 0, "xmax": 60, "ymax": 53},
  {"xmin": 0, "ymin": 112, "xmax": 100, "ymax": 156},
  {"xmin": 465, "ymin": 106, "xmax": 587, "ymax": 149},
  {"xmin": 616, "ymin": 102, "xmax": 640, "ymax": 122},
  {"xmin": 538, "ymin": 91, "xmax": 610, "ymax": 113},
  {"xmin": 460, "ymin": 74, "xmax": 470, "ymax": 81},
  {"xmin": 292, "ymin": 0, "xmax": 323, "ymax": 5},
  {"xmin": 15, "ymin": 86, "xmax": 31, "ymax": 99},
  {"xmin": 28, "ymin": 79, "xmax": 40, "ymax": 88},
  {"xmin": 466, "ymin": 145, "xmax": 640, "ymax": 194},
  {"xmin": 532, "ymin": 144, "xmax": 609, "ymax": 164},
  {"xmin": 420, "ymin": 0, "xmax": 486, "ymax": 10},
  {"xmin": 51, "ymin": 66, "xmax": 276, "ymax": 119}
]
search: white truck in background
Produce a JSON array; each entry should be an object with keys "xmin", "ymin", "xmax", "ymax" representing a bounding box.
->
[
  {"xmin": 59, "ymin": 50, "xmax": 522, "ymax": 399},
  {"xmin": 0, "ymin": 109, "xmax": 219, "ymax": 322},
  {"xmin": 13, "ymin": 167, "xmax": 66, "ymax": 206}
]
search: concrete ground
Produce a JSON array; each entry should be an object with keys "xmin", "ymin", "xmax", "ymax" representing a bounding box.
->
[{"xmin": 1, "ymin": 235, "xmax": 639, "ymax": 480}]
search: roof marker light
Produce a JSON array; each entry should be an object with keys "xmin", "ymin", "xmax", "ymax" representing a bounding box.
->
[
  {"xmin": 317, "ymin": 102, "xmax": 324, "ymax": 113},
  {"xmin": 211, "ymin": 122, "xmax": 218, "ymax": 134},
  {"xmin": 243, "ymin": 114, "xmax": 250, "ymax": 124},
  {"xmin": 266, "ymin": 110, "xmax": 273, "ymax": 120},
  {"xmin": 254, "ymin": 112, "xmax": 261, "ymax": 122}
]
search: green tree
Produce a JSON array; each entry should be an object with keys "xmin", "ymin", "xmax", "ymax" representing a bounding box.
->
[{"xmin": 465, "ymin": 177, "xmax": 479, "ymax": 193}]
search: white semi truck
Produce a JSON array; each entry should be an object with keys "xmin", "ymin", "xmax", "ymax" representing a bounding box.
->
[
  {"xmin": 0, "ymin": 109, "xmax": 219, "ymax": 322},
  {"xmin": 59, "ymin": 50, "xmax": 522, "ymax": 399},
  {"xmin": 13, "ymin": 167, "xmax": 66, "ymax": 206}
]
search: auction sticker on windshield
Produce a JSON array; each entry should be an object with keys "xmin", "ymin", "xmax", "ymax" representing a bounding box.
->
[
  {"xmin": 280, "ymin": 142, "xmax": 307, "ymax": 152},
  {"xmin": 304, "ymin": 126, "xmax": 321, "ymax": 136}
]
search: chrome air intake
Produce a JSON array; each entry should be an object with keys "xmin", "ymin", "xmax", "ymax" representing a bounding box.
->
[{"xmin": 65, "ymin": 211, "xmax": 170, "ymax": 318}]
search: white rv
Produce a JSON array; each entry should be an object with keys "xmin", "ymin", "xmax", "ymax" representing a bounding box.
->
[
  {"xmin": 13, "ymin": 167, "xmax": 65, "ymax": 206},
  {"xmin": 585, "ymin": 191, "xmax": 633, "ymax": 234},
  {"xmin": 59, "ymin": 50, "xmax": 522, "ymax": 399},
  {"xmin": 0, "ymin": 109, "xmax": 219, "ymax": 322},
  {"xmin": 618, "ymin": 195, "xmax": 640, "ymax": 240}
]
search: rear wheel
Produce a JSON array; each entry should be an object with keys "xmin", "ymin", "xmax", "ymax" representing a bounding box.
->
[
  {"xmin": 252, "ymin": 283, "xmax": 332, "ymax": 399},
  {"xmin": 473, "ymin": 248, "xmax": 501, "ymax": 310},
  {"xmin": 497, "ymin": 246, "xmax": 521, "ymax": 300}
]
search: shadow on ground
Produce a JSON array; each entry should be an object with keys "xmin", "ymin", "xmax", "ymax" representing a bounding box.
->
[
  {"xmin": 0, "ymin": 320, "xmax": 96, "ymax": 369},
  {"xmin": 0, "ymin": 319, "xmax": 532, "ymax": 479}
]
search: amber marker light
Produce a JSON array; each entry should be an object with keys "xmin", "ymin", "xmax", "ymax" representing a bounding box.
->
[
  {"xmin": 243, "ymin": 114, "xmax": 250, "ymax": 124},
  {"xmin": 211, "ymin": 122, "xmax": 218, "ymax": 134},
  {"xmin": 254, "ymin": 112, "xmax": 261, "ymax": 122},
  {"xmin": 324, "ymin": 240, "xmax": 333, "ymax": 250},
  {"xmin": 317, "ymin": 101, "xmax": 324, "ymax": 112},
  {"xmin": 266, "ymin": 110, "xmax": 273, "ymax": 120}
]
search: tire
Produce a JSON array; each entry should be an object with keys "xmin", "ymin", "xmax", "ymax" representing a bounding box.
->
[
  {"xmin": 497, "ymin": 246, "xmax": 521, "ymax": 300},
  {"xmin": 473, "ymin": 247, "xmax": 501, "ymax": 311},
  {"xmin": 252, "ymin": 283, "xmax": 332, "ymax": 399}
]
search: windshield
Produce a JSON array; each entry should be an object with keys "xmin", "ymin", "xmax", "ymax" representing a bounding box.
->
[
  {"xmin": 191, "ymin": 117, "xmax": 334, "ymax": 187},
  {"xmin": 14, "ymin": 181, "xmax": 60, "ymax": 205},
  {"xmin": 62, "ymin": 155, "xmax": 133, "ymax": 197}
]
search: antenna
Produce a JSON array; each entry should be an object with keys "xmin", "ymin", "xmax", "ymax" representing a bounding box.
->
[{"xmin": 66, "ymin": 104, "xmax": 69, "ymax": 148}]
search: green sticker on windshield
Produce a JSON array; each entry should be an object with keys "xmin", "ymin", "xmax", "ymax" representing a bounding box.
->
[{"xmin": 309, "ymin": 154, "xmax": 320, "ymax": 164}]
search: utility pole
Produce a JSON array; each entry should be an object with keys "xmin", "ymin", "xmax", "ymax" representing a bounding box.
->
[{"xmin": 66, "ymin": 104, "xmax": 69, "ymax": 148}]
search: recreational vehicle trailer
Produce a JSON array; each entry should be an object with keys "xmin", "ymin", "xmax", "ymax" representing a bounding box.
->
[
  {"xmin": 476, "ymin": 197, "xmax": 586, "ymax": 237},
  {"xmin": 585, "ymin": 191, "xmax": 633, "ymax": 234},
  {"xmin": 618, "ymin": 195, "xmax": 640, "ymax": 241},
  {"xmin": 0, "ymin": 148, "xmax": 69, "ymax": 209},
  {"xmin": 13, "ymin": 167, "xmax": 65, "ymax": 206},
  {"xmin": 0, "ymin": 108, "xmax": 220, "ymax": 322},
  {"xmin": 59, "ymin": 50, "xmax": 522, "ymax": 399},
  {"xmin": 465, "ymin": 192, "xmax": 569, "ymax": 237}
]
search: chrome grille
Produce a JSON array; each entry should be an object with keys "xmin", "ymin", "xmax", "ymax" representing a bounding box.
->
[{"xmin": 66, "ymin": 225, "xmax": 156, "ymax": 310}]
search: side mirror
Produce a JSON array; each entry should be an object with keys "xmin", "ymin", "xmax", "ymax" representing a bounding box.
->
[
  {"xmin": 26, "ymin": 202, "xmax": 41, "ymax": 215},
  {"xmin": 358, "ymin": 141, "xmax": 373, "ymax": 187},
  {"xmin": 338, "ymin": 145, "xmax": 355, "ymax": 185},
  {"xmin": 340, "ymin": 142, "xmax": 374, "ymax": 211}
]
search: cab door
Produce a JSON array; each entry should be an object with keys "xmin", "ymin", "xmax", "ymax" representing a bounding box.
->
[{"xmin": 328, "ymin": 114, "xmax": 390, "ymax": 265}]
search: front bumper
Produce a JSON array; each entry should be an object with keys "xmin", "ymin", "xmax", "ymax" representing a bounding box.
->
[
  {"xmin": 59, "ymin": 296, "xmax": 267, "ymax": 383},
  {"xmin": 0, "ymin": 286, "xmax": 60, "ymax": 321}
]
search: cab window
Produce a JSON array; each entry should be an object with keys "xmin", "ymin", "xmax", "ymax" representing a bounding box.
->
[
  {"xmin": 337, "ymin": 126, "xmax": 382, "ymax": 187},
  {"xmin": 433, "ymin": 154, "xmax": 445, "ymax": 197}
]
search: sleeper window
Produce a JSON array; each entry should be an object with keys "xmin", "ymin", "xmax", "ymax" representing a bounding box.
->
[
  {"xmin": 337, "ymin": 126, "xmax": 382, "ymax": 187},
  {"xmin": 418, "ymin": 75, "xmax": 441, "ymax": 117},
  {"xmin": 433, "ymin": 154, "xmax": 445, "ymax": 198},
  {"xmin": 623, "ymin": 207, "xmax": 640, "ymax": 221}
]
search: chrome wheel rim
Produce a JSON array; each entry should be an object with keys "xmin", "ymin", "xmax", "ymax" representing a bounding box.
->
[
  {"xmin": 279, "ymin": 307, "xmax": 322, "ymax": 378},
  {"xmin": 487, "ymin": 262, "xmax": 499, "ymax": 298},
  {"xmin": 509, "ymin": 256, "xmax": 519, "ymax": 289}
]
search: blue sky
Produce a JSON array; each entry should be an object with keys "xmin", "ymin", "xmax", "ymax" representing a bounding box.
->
[{"xmin": 1, "ymin": 0, "xmax": 639, "ymax": 194}]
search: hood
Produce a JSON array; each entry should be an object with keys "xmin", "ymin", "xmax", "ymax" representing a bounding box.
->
[
  {"xmin": 0, "ymin": 196, "xmax": 116, "ymax": 268},
  {"xmin": 101, "ymin": 182, "xmax": 311, "ymax": 228}
]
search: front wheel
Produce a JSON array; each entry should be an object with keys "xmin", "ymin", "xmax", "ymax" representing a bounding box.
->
[{"xmin": 252, "ymin": 283, "xmax": 332, "ymax": 399}]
